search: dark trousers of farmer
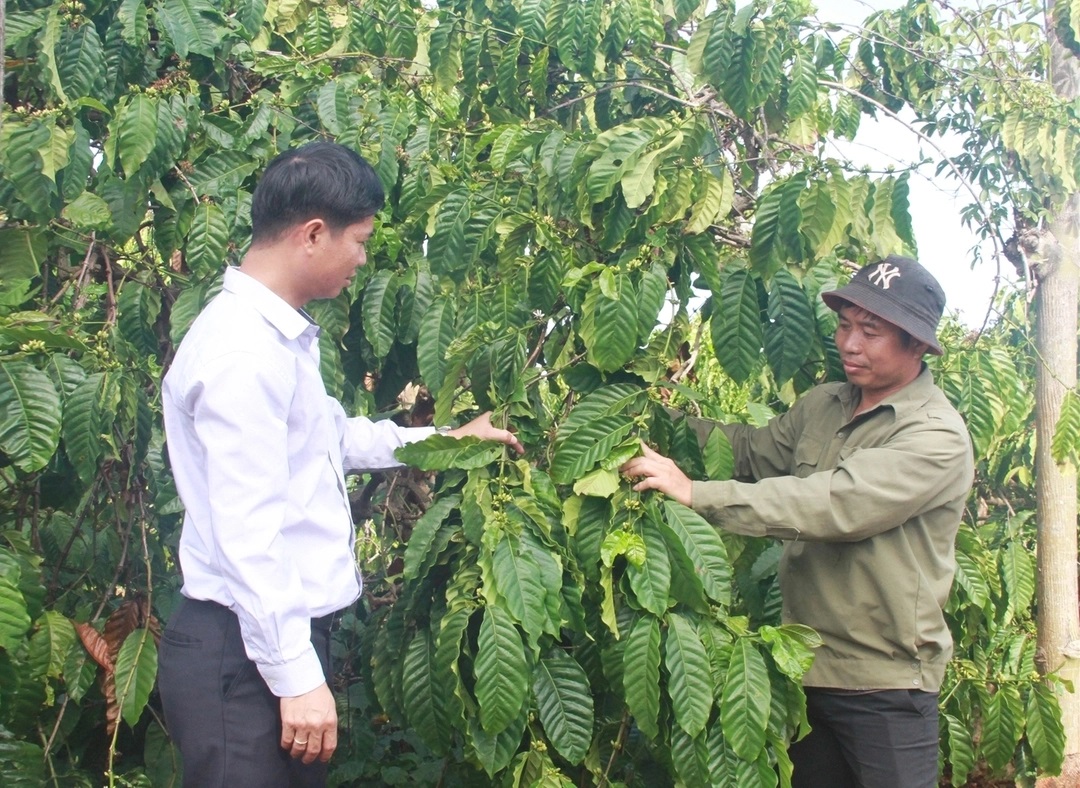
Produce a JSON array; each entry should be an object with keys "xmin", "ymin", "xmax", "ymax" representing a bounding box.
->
[
  {"xmin": 789, "ymin": 688, "xmax": 940, "ymax": 788},
  {"xmin": 157, "ymin": 597, "xmax": 336, "ymax": 788}
]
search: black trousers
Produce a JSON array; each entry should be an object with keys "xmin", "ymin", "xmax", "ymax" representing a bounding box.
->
[
  {"xmin": 157, "ymin": 597, "xmax": 335, "ymax": 788},
  {"xmin": 789, "ymin": 688, "xmax": 940, "ymax": 788}
]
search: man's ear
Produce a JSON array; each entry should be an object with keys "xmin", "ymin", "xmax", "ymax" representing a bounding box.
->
[{"xmin": 297, "ymin": 218, "xmax": 328, "ymax": 251}]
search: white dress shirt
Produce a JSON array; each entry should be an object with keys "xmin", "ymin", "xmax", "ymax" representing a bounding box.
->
[{"xmin": 162, "ymin": 267, "xmax": 434, "ymax": 697}]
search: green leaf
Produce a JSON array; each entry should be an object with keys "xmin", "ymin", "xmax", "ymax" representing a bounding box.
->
[
  {"xmin": 703, "ymin": 425, "xmax": 734, "ymax": 481},
  {"xmin": 623, "ymin": 615, "xmax": 662, "ymax": 739},
  {"xmin": 1025, "ymin": 683, "xmax": 1065, "ymax": 775},
  {"xmin": 57, "ymin": 23, "xmax": 106, "ymax": 100},
  {"xmin": 402, "ymin": 628, "xmax": 451, "ymax": 753},
  {"xmin": 62, "ymin": 191, "xmax": 112, "ymax": 230},
  {"xmin": 662, "ymin": 501, "xmax": 731, "ymax": 606},
  {"xmin": 402, "ymin": 495, "xmax": 460, "ymax": 580},
  {"xmin": 118, "ymin": 0, "xmax": 151, "ymax": 45},
  {"xmin": 362, "ymin": 269, "xmax": 400, "ymax": 359},
  {"xmin": 953, "ymin": 548, "xmax": 990, "ymax": 609},
  {"xmin": 0, "ymin": 577, "xmax": 32, "ymax": 651},
  {"xmin": 720, "ymin": 638, "xmax": 771, "ymax": 760},
  {"xmin": 474, "ymin": 606, "xmax": 529, "ymax": 734},
  {"xmin": 417, "ymin": 296, "xmax": 456, "ymax": 395},
  {"xmin": 1052, "ymin": 389, "xmax": 1080, "ymax": 466},
  {"xmin": 188, "ymin": 151, "xmax": 259, "ymax": 198},
  {"xmin": 394, "ymin": 434, "xmax": 503, "ymax": 471},
  {"xmin": 550, "ymin": 384, "xmax": 645, "ymax": 484},
  {"xmin": 572, "ymin": 467, "xmax": 620, "ymax": 497},
  {"xmin": 685, "ymin": 171, "xmax": 731, "ymax": 234},
  {"xmin": 943, "ymin": 712, "xmax": 975, "ymax": 787},
  {"xmin": 764, "ymin": 269, "xmax": 815, "ymax": 384},
  {"xmin": 712, "ymin": 268, "xmax": 763, "ymax": 384},
  {"xmin": 1001, "ymin": 541, "xmax": 1035, "ymax": 622},
  {"xmin": 157, "ymin": 0, "xmax": 223, "ymax": 58},
  {"xmin": 117, "ymin": 282, "xmax": 163, "ymax": 358},
  {"xmin": 579, "ymin": 274, "xmax": 638, "ymax": 373},
  {"xmin": 28, "ymin": 611, "xmax": 76, "ymax": 680},
  {"xmin": 185, "ymin": 201, "xmax": 229, "ymax": 279},
  {"xmin": 469, "ymin": 706, "xmax": 526, "ymax": 777},
  {"xmin": 0, "ymin": 228, "xmax": 46, "ymax": 280},
  {"xmin": 428, "ymin": 190, "xmax": 471, "ymax": 280},
  {"xmin": 492, "ymin": 535, "xmax": 549, "ymax": 643},
  {"xmin": 532, "ymin": 649, "xmax": 593, "ymax": 764},
  {"xmin": 982, "ymin": 684, "xmax": 1023, "ymax": 772},
  {"xmin": 61, "ymin": 371, "xmax": 120, "ymax": 485},
  {"xmin": 626, "ymin": 523, "xmax": 671, "ymax": 617},
  {"xmin": 114, "ymin": 93, "xmax": 158, "ymax": 176},
  {"xmin": 0, "ymin": 361, "xmax": 62, "ymax": 473},
  {"xmin": 663, "ymin": 612, "xmax": 712, "ymax": 737},
  {"xmin": 114, "ymin": 628, "xmax": 158, "ymax": 729}
]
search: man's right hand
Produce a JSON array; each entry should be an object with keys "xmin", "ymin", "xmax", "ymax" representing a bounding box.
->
[{"xmin": 280, "ymin": 682, "xmax": 337, "ymax": 764}]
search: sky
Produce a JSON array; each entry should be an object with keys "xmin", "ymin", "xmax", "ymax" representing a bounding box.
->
[{"xmin": 813, "ymin": 0, "xmax": 1020, "ymax": 326}]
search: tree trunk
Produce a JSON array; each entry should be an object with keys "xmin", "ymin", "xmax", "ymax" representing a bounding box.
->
[{"xmin": 1035, "ymin": 6, "xmax": 1080, "ymax": 784}]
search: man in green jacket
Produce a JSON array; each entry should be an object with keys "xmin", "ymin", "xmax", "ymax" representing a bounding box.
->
[{"xmin": 621, "ymin": 255, "xmax": 974, "ymax": 788}]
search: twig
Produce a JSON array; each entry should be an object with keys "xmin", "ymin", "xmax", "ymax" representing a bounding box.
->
[{"xmin": 598, "ymin": 708, "xmax": 631, "ymax": 787}]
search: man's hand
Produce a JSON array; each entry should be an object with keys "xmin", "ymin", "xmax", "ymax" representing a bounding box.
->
[
  {"xmin": 620, "ymin": 442, "xmax": 693, "ymax": 507},
  {"xmin": 280, "ymin": 682, "xmax": 337, "ymax": 764},
  {"xmin": 447, "ymin": 411, "xmax": 524, "ymax": 454}
]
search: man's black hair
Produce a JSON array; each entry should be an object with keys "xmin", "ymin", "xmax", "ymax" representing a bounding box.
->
[{"xmin": 250, "ymin": 141, "xmax": 385, "ymax": 244}]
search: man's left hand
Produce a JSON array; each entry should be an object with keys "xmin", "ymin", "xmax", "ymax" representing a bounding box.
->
[
  {"xmin": 446, "ymin": 412, "xmax": 524, "ymax": 454},
  {"xmin": 620, "ymin": 442, "xmax": 693, "ymax": 507}
]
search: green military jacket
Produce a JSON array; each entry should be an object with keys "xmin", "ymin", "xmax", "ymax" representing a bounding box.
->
[{"xmin": 689, "ymin": 367, "xmax": 973, "ymax": 692}]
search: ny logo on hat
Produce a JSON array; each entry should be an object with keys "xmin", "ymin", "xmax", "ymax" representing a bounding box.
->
[{"xmin": 868, "ymin": 262, "xmax": 902, "ymax": 289}]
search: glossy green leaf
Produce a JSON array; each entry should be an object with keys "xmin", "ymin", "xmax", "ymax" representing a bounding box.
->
[
  {"xmin": 623, "ymin": 615, "xmax": 662, "ymax": 739},
  {"xmin": 62, "ymin": 192, "xmax": 112, "ymax": 230},
  {"xmin": 1025, "ymin": 683, "xmax": 1066, "ymax": 775},
  {"xmin": 61, "ymin": 371, "xmax": 120, "ymax": 485},
  {"xmin": 712, "ymin": 268, "xmax": 763, "ymax": 384},
  {"xmin": 764, "ymin": 269, "xmax": 815, "ymax": 384},
  {"xmin": 550, "ymin": 384, "xmax": 644, "ymax": 484},
  {"xmin": 157, "ymin": 0, "xmax": 223, "ymax": 58},
  {"xmin": 428, "ymin": 190, "xmax": 471, "ymax": 280},
  {"xmin": 114, "ymin": 93, "xmax": 158, "ymax": 176},
  {"xmin": 0, "ymin": 228, "xmax": 47, "ymax": 280},
  {"xmin": 475, "ymin": 606, "xmax": 529, "ymax": 734},
  {"xmin": 362, "ymin": 269, "xmax": 400, "ymax": 359},
  {"xmin": 403, "ymin": 628, "xmax": 452, "ymax": 753},
  {"xmin": 703, "ymin": 426, "xmax": 734, "ymax": 481},
  {"xmin": 720, "ymin": 638, "xmax": 771, "ymax": 760},
  {"xmin": 1001, "ymin": 541, "xmax": 1035, "ymax": 622},
  {"xmin": 394, "ymin": 434, "xmax": 503, "ymax": 471},
  {"xmin": 114, "ymin": 628, "xmax": 158, "ymax": 728},
  {"xmin": 580, "ymin": 275, "xmax": 638, "ymax": 373},
  {"xmin": 417, "ymin": 296, "xmax": 456, "ymax": 395},
  {"xmin": 662, "ymin": 501, "xmax": 731, "ymax": 606},
  {"xmin": 0, "ymin": 577, "xmax": 32, "ymax": 651},
  {"xmin": 492, "ymin": 535, "xmax": 549, "ymax": 642},
  {"xmin": 626, "ymin": 524, "xmax": 671, "ymax": 617},
  {"xmin": 685, "ymin": 171, "xmax": 732, "ymax": 234},
  {"xmin": 185, "ymin": 201, "xmax": 229, "ymax": 279},
  {"xmin": 664, "ymin": 612, "xmax": 712, "ymax": 737},
  {"xmin": 943, "ymin": 712, "xmax": 975, "ymax": 787},
  {"xmin": 981, "ymin": 684, "xmax": 1023, "ymax": 772},
  {"xmin": 402, "ymin": 494, "xmax": 460, "ymax": 580},
  {"xmin": 0, "ymin": 361, "xmax": 62, "ymax": 473},
  {"xmin": 532, "ymin": 649, "xmax": 593, "ymax": 764}
]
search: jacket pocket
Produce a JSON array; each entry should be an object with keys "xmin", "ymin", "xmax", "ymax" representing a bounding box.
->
[{"xmin": 793, "ymin": 438, "xmax": 824, "ymax": 477}]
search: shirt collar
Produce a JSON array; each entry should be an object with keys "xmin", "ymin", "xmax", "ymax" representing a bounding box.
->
[
  {"xmin": 223, "ymin": 267, "xmax": 317, "ymax": 341},
  {"xmin": 835, "ymin": 364, "xmax": 938, "ymax": 420}
]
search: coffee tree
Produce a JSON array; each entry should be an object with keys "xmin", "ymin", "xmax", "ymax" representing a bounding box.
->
[{"xmin": 0, "ymin": 0, "xmax": 1070, "ymax": 784}]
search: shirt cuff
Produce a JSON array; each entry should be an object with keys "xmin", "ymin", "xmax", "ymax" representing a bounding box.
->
[{"xmin": 256, "ymin": 644, "xmax": 326, "ymax": 698}]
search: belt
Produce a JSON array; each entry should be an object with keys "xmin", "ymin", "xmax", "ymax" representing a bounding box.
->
[{"xmin": 184, "ymin": 597, "xmax": 341, "ymax": 634}]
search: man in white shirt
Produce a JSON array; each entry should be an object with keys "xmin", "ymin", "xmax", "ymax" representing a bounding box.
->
[{"xmin": 158, "ymin": 141, "xmax": 522, "ymax": 787}]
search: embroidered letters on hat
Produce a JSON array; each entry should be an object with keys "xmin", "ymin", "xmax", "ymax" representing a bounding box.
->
[{"xmin": 867, "ymin": 262, "xmax": 902, "ymax": 290}]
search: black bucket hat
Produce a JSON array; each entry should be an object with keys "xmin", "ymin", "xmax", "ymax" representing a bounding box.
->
[{"xmin": 821, "ymin": 255, "xmax": 946, "ymax": 355}]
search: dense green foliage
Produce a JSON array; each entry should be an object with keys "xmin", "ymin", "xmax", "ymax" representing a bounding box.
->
[{"xmin": 1, "ymin": 0, "xmax": 1077, "ymax": 784}]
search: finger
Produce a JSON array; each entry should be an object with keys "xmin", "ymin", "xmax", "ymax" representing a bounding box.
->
[
  {"xmin": 300, "ymin": 735, "xmax": 322, "ymax": 765},
  {"xmin": 639, "ymin": 441, "xmax": 662, "ymax": 459},
  {"xmin": 288, "ymin": 733, "xmax": 311, "ymax": 758},
  {"xmin": 321, "ymin": 726, "xmax": 338, "ymax": 762}
]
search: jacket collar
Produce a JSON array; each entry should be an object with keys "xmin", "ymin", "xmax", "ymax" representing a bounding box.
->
[
  {"xmin": 222, "ymin": 267, "xmax": 317, "ymax": 341},
  {"xmin": 836, "ymin": 364, "xmax": 937, "ymax": 420}
]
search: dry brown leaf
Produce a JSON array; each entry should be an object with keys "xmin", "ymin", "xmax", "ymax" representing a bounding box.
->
[{"xmin": 75, "ymin": 622, "xmax": 113, "ymax": 672}]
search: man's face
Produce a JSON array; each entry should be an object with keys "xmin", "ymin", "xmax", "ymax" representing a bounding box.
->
[
  {"xmin": 834, "ymin": 305, "xmax": 926, "ymax": 401},
  {"xmin": 309, "ymin": 216, "xmax": 375, "ymax": 301}
]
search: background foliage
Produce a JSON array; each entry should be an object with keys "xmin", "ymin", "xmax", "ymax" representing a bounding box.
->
[{"xmin": 0, "ymin": 0, "xmax": 1076, "ymax": 784}]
